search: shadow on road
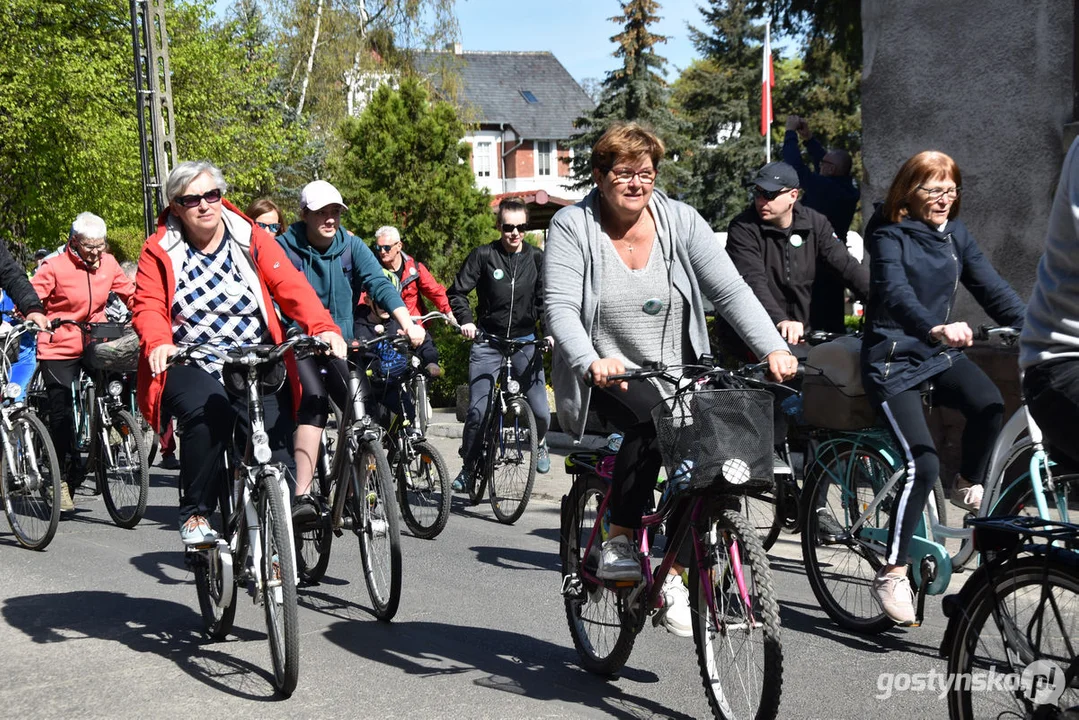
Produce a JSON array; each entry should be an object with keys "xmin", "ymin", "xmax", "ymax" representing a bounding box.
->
[
  {"xmin": 322, "ymin": 619, "xmax": 694, "ymax": 719},
  {"xmin": 779, "ymin": 598, "xmax": 941, "ymax": 660},
  {"xmin": 2, "ymin": 590, "xmax": 281, "ymax": 701},
  {"xmin": 470, "ymin": 544, "xmax": 560, "ymax": 572}
]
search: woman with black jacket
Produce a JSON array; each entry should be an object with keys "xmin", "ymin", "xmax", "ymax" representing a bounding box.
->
[{"xmin": 861, "ymin": 151, "xmax": 1025, "ymax": 626}]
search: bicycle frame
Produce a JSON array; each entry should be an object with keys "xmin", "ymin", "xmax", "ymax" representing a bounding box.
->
[
  {"xmin": 323, "ymin": 357, "xmax": 382, "ymax": 531},
  {"xmin": 468, "ymin": 334, "xmax": 544, "ymax": 472}
]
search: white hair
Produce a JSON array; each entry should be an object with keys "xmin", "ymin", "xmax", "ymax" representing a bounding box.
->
[
  {"xmin": 165, "ymin": 160, "xmax": 227, "ymax": 203},
  {"xmin": 70, "ymin": 212, "xmax": 106, "ymax": 241},
  {"xmin": 375, "ymin": 226, "xmax": 401, "ymax": 244}
]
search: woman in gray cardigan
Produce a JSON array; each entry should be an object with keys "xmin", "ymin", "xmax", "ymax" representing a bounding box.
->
[{"xmin": 544, "ymin": 122, "xmax": 797, "ymax": 637}]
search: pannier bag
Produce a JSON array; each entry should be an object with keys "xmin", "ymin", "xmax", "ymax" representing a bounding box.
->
[{"xmin": 802, "ymin": 336, "xmax": 878, "ymax": 430}]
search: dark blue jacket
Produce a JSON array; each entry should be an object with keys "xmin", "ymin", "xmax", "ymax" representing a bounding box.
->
[
  {"xmin": 861, "ymin": 210, "xmax": 1025, "ymax": 401},
  {"xmin": 782, "ymin": 131, "xmax": 859, "ymax": 238}
]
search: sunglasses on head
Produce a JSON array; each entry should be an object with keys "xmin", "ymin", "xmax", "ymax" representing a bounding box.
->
[
  {"xmin": 375, "ymin": 243, "xmax": 397, "ymax": 253},
  {"xmin": 175, "ymin": 188, "xmax": 223, "ymax": 209},
  {"xmin": 501, "ymin": 223, "xmax": 528, "ymax": 234},
  {"xmin": 753, "ymin": 186, "xmax": 787, "ymax": 201},
  {"xmin": 256, "ymin": 222, "xmax": 281, "ymax": 233}
]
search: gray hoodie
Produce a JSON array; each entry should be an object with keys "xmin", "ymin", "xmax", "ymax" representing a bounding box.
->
[{"xmin": 544, "ymin": 188, "xmax": 788, "ymax": 437}]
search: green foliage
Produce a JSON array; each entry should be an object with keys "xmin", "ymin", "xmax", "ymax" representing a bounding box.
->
[
  {"xmin": 108, "ymin": 227, "xmax": 147, "ymax": 263},
  {"xmin": 427, "ymin": 321, "xmax": 469, "ymax": 407},
  {"xmin": 747, "ymin": 0, "xmax": 860, "ymax": 70},
  {"xmin": 329, "ymin": 77, "xmax": 497, "ymax": 282}
]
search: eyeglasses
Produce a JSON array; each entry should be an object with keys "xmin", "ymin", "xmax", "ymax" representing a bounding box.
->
[
  {"xmin": 608, "ymin": 167, "xmax": 656, "ymax": 185},
  {"xmin": 256, "ymin": 222, "xmax": 281, "ymax": 233},
  {"xmin": 175, "ymin": 188, "xmax": 223, "ymax": 208},
  {"xmin": 375, "ymin": 243, "xmax": 398, "ymax": 253},
  {"xmin": 79, "ymin": 243, "xmax": 106, "ymax": 253},
  {"xmin": 501, "ymin": 223, "xmax": 528, "ymax": 234},
  {"xmin": 753, "ymin": 186, "xmax": 788, "ymax": 201},
  {"xmin": 918, "ymin": 186, "xmax": 961, "ymax": 201}
]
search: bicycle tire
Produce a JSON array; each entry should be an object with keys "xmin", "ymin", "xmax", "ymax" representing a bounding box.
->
[
  {"xmin": 398, "ymin": 439, "xmax": 451, "ymax": 540},
  {"xmin": 740, "ymin": 485, "xmax": 783, "ymax": 551},
  {"xmin": 692, "ymin": 507, "xmax": 783, "ymax": 720},
  {"xmin": 352, "ymin": 439, "xmax": 402, "ymax": 621},
  {"xmin": 488, "ymin": 397, "xmax": 538, "ymax": 524},
  {"xmin": 98, "ymin": 409, "xmax": 149, "ymax": 528},
  {"xmin": 297, "ymin": 442, "xmax": 333, "ymax": 584},
  {"xmin": 194, "ymin": 540, "xmax": 238, "ymax": 641},
  {"xmin": 1, "ymin": 408, "xmax": 62, "ymax": 550},
  {"xmin": 944, "ymin": 555, "xmax": 1079, "ymax": 719},
  {"xmin": 561, "ymin": 473, "xmax": 638, "ymax": 676},
  {"xmin": 258, "ymin": 473, "xmax": 300, "ymax": 697},
  {"xmin": 468, "ymin": 462, "xmax": 488, "ymax": 507}
]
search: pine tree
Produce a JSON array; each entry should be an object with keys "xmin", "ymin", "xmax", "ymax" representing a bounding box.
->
[{"xmin": 568, "ymin": 0, "xmax": 693, "ymax": 195}]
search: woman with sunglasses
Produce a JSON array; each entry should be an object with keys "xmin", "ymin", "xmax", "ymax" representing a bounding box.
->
[
  {"xmin": 275, "ymin": 180, "xmax": 425, "ymax": 520},
  {"xmin": 545, "ymin": 122, "xmax": 798, "ymax": 637},
  {"xmin": 133, "ymin": 160, "xmax": 347, "ymax": 546},
  {"xmin": 247, "ymin": 197, "xmax": 284, "ymax": 236},
  {"xmin": 861, "ymin": 150, "xmax": 1025, "ymax": 626},
  {"xmin": 33, "ymin": 212, "xmax": 135, "ymax": 509}
]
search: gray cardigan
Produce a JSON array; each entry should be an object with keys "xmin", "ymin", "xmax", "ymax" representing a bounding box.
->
[{"xmin": 544, "ymin": 188, "xmax": 789, "ymax": 437}]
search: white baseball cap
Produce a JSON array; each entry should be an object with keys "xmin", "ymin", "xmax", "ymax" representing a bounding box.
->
[{"xmin": 300, "ymin": 180, "xmax": 348, "ymax": 212}]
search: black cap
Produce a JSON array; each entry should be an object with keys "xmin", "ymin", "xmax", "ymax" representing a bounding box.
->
[
  {"xmin": 33, "ymin": 249, "xmax": 49, "ymax": 260},
  {"xmin": 749, "ymin": 161, "xmax": 800, "ymax": 192}
]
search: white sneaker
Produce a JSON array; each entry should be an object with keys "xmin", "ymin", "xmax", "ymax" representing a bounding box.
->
[
  {"xmin": 871, "ymin": 571, "xmax": 916, "ymax": 625},
  {"xmin": 180, "ymin": 515, "xmax": 217, "ymax": 546},
  {"xmin": 658, "ymin": 573, "xmax": 692, "ymax": 637},
  {"xmin": 597, "ymin": 535, "xmax": 641, "ymax": 581},
  {"xmin": 951, "ymin": 479, "xmax": 983, "ymax": 513}
]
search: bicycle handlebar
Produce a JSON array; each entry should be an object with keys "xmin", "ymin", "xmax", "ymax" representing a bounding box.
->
[
  {"xmin": 472, "ymin": 328, "xmax": 550, "ymax": 353},
  {"xmin": 973, "ymin": 325, "xmax": 1021, "ymax": 344},
  {"xmin": 411, "ymin": 311, "xmax": 457, "ymax": 327}
]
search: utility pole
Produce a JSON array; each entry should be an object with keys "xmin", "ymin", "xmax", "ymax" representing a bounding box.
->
[{"xmin": 129, "ymin": 0, "xmax": 177, "ymax": 239}]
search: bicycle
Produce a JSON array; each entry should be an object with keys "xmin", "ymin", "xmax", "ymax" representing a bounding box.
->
[
  {"xmin": 800, "ymin": 326, "xmax": 1077, "ymax": 632},
  {"xmin": 166, "ymin": 337, "xmax": 310, "ymax": 697},
  {"xmin": 50, "ymin": 319, "xmax": 149, "ymax": 528},
  {"xmin": 560, "ymin": 361, "xmax": 783, "ymax": 720},
  {"xmin": 291, "ymin": 334, "xmax": 403, "ymax": 620},
  {"xmin": 0, "ymin": 320, "xmax": 62, "ymax": 550},
  {"xmin": 462, "ymin": 329, "xmax": 547, "ymax": 525},
  {"xmin": 940, "ymin": 515, "xmax": 1078, "ymax": 719}
]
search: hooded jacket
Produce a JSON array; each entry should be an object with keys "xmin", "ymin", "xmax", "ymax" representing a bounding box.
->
[
  {"xmin": 276, "ymin": 222, "xmax": 403, "ymax": 340},
  {"xmin": 132, "ymin": 200, "xmax": 339, "ymax": 431},
  {"xmin": 32, "ymin": 244, "xmax": 134, "ymax": 360},
  {"xmin": 861, "ymin": 209, "xmax": 1026, "ymax": 401}
]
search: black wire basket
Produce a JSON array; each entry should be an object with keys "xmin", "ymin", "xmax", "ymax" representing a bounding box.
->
[{"xmin": 652, "ymin": 388, "xmax": 775, "ymax": 493}]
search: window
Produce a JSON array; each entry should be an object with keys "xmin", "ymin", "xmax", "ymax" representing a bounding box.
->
[
  {"xmin": 536, "ymin": 140, "xmax": 552, "ymax": 176},
  {"xmin": 520, "ymin": 90, "xmax": 539, "ymax": 104},
  {"xmin": 474, "ymin": 141, "xmax": 492, "ymax": 178}
]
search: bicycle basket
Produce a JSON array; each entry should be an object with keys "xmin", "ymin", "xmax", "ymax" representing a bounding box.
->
[
  {"xmin": 652, "ymin": 388, "xmax": 774, "ymax": 493},
  {"xmin": 89, "ymin": 322, "xmax": 127, "ymax": 343},
  {"xmin": 84, "ymin": 329, "xmax": 138, "ymax": 371}
]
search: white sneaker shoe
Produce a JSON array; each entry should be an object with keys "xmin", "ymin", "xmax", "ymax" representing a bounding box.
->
[
  {"xmin": 180, "ymin": 515, "xmax": 217, "ymax": 546},
  {"xmin": 951, "ymin": 479, "xmax": 984, "ymax": 513},
  {"xmin": 658, "ymin": 573, "xmax": 692, "ymax": 637},
  {"xmin": 871, "ymin": 571, "xmax": 916, "ymax": 625},
  {"xmin": 596, "ymin": 535, "xmax": 641, "ymax": 581}
]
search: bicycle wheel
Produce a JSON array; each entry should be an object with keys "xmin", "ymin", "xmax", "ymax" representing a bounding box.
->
[
  {"xmin": 945, "ymin": 555, "xmax": 1079, "ymax": 719},
  {"xmin": 1, "ymin": 408, "xmax": 62, "ymax": 550},
  {"xmin": 488, "ymin": 397, "xmax": 537, "ymax": 524},
  {"xmin": 468, "ymin": 459, "xmax": 488, "ymax": 507},
  {"xmin": 561, "ymin": 473, "xmax": 638, "ymax": 676},
  {"xmin": 351, "ymin": 439, "xmax": 401, "ymax": 621},
  {"xmin": 801, "ymin": 444, "xmax": 895, "ymax": 633},
  {"xmin": 98, "ymin": 409, "xmax": 149, "ymax": 528},
  {"xmin": 739, "ymin": 486, "xmax": 782, "ymax": 552},
  {"xmin": 258, "ymin": 474, "xmax": 300, "ymax": 697},
  {"xmin": 194, "ymin": 541, "xmax": 238, "ymax": 641},
  {"xmin": 993, "ymin": 466, "xmax": 1079, "ymax": 525},
  {"xmin": 398, "ymin": 439, "xmax": 451, "ymax": 540},
  {"xmin": 297, "ymin": 442, "xmax": 333, "ymax": 584},
  {"xmin": 691, "ymin": 507, "xmax": 783, "ymax": 720}
]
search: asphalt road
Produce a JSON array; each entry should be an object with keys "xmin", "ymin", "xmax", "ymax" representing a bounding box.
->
[{"xmin": 0, "ymin": 425, "xmax": 965, "ymax": 719}]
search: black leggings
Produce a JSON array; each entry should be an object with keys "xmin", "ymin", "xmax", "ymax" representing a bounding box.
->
[
  {"xmin": 1023, "ymin": 358, "xmax": 1079, "ymax": 466},
  {"xmin": 877, "ymin": 356, "xmax": 1004, "ymax": 565},
  {"xmin": 295, "ymin": 355, "xmax": 354, "ymax": 427},
  {"xmin": 38, "ymin": 357, "xmax": 91, "ymax": 477}
]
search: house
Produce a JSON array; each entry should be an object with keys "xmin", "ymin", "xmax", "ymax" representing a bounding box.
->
[{"xmin": 417, "ymin": 46, "xmax": 596, "ymax": 205}]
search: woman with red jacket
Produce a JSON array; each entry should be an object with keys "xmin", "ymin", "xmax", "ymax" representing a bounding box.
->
[
  {"xmin": 32, "ymin": 212, "xmax": 135, "ymax": 501},
  {"xmin": 133, "ymin": 160, "xmax": 345, "ymax": 546}
]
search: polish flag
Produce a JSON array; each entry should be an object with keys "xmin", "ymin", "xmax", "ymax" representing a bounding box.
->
[{"xmin": 760, "ymin": 23, "xmax": 773, "ymax": 137}]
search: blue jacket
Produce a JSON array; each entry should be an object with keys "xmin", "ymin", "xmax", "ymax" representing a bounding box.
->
[
  {"xmin": 276, "ymin": 223, "xmax": 403, "ymax": 340},
  {"xmin": 861, "ymin": 210, "xmax": 1025, "ymax": 401},
  {"xmin": 782, "ymin": 131, "xmax": 859, "ymax": 238}
]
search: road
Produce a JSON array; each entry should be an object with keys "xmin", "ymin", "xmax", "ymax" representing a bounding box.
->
[{"xmin": 0, "ymin": 422, "xmax": 965, "ymax": 719}]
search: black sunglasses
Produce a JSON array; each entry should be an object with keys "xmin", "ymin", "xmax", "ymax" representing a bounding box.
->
[
  {"xmin": 256, "ymin": 222, "xmax": 281, "ymax": 233},
  {"xmin": 375, "ymin": 243, "xmax": 397, "ymax": 253},
  {"xmin": 175, "ymin": 188, "xmax": 223, "ymax": 208},
  {"xmin": 501, "ymin": 223, "xmax": 528, "ymax": 234},
  {"xmin": 752, "ymin": 186, "xmax": 787, "ymax": 201}
]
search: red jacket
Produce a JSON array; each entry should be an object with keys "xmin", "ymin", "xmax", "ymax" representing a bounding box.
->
[
  {"xmin": 371, "ymin": 252, "xmax": 452, "ymax": 321},
  {"xmin": 133, "ymin": 201, "xmax": 339, "ymax": 431},
  {"xmin": 32, "ymin": 246, "xmax": 135, "ymax": 360}
]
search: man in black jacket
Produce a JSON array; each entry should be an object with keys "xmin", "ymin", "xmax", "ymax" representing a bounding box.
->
[
  {"xmin": 448, "ymin": 198, "xmax": 550, "ymax": 489},
  {"xmin": 726, "ymin": 161, "xmax": 869, "ymax": 347}
]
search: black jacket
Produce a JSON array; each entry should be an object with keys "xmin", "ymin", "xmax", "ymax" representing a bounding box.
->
[
  {"xmin": 781, "ymin": 131, "xmax": 860, "ymax": 238},
  {"xmin": 861, "ymin": 210, "xmax": 1026, "ymax": 401},
  {"xmin": 0, "ymin": 239, "xmax": 44, "ymax": 317},
  {"xmin": 448, "ymin": 241, "xmax": 544, "ymax": 338},
  {"xmin": 726, "ymin": 203, "xmax": 868, "ymax": 327}
]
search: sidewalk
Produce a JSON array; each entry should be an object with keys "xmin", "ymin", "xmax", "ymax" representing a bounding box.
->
[{"xmin": 424, "ymin": 408, "xmax": 606, "ymax": 503}]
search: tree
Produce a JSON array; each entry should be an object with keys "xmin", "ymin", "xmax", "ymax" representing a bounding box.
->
[
  {"xmin": 568, "ymin": 0, "xmax": 694, "ymax": 195},
  {"xmin": 328, "ymin": 77, "xmax": 496, "ymax": 281},
  {"xmin": 748, "ymin": 0, "xmax": 860, "ymax": 70}
]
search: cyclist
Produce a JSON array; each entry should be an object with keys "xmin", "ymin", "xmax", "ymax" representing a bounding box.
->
[
  {"xmin": 862, "ymin": 150, "xmax": 1025, "ymax": 625},
  {"xmin": 545, "ymin": 122, "xmax": 796, "ymax": 636},
  {"xmin": 247, "ymin": 197, "xmax": 284, "ymax": 237},
  {"xmin": 448, "ymin": 198, "xmax": 552, "ymax": 487},
  {"xmin": 0, "ymin": 237, "xmax": 48, "ymax": 417},
  {"xmin": 134, "ymin": 161, "xmax": 346, "ymax": 545},
  {"xmin": 275, "ymin": 180, "xmax": 423, "ymax": 519},
  {"xmin": 32, "ymin": 212, "xmax": 135, "ymax": 506}
]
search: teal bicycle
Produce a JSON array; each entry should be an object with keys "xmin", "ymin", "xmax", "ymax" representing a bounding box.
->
[{"xmin": 800, "ymin": 327, "xmax": 1077, "ymax": 632}]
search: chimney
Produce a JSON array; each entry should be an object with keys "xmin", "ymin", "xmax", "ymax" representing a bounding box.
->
[{"xmin": 446, "ymin": 42, "xmax": 462, "ymax": 55}]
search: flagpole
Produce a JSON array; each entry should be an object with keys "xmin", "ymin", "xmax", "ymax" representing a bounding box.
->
[{"xmin": 765, "ymin": 20, "xmax": 772, "ymax": 163}]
